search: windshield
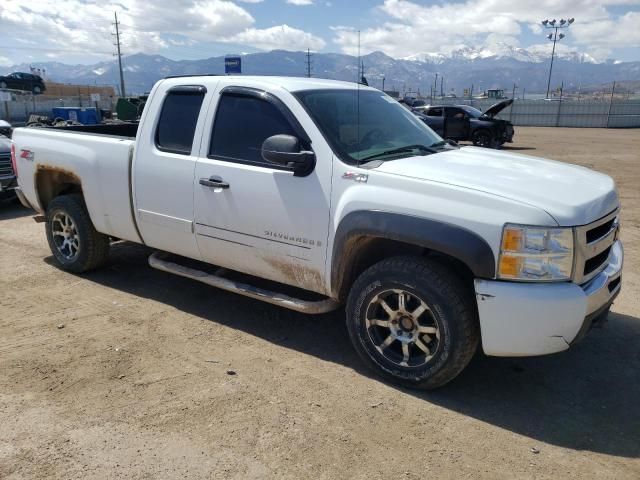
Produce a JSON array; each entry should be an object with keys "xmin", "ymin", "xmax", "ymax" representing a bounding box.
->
[
  {"xmin": 295, "ymin": 89, "xmax": 442, "ymax": 164},
  {"xmin": 459, "ymin": 105, "xmax": 485, "ymax": 118}
]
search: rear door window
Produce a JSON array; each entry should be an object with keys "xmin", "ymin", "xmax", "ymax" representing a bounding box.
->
[
  {"xmin": 427, "ymin": 107, "xmax": 443, "ymax": 117},
  {"xmin": 155, "ymin": 88, "xmax": 205, "ymax": 155}
]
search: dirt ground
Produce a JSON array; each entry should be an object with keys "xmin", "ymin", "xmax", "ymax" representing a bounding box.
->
[{"xmin": 1, "ymin": 127, "xmax": 639, "ymax": 479}]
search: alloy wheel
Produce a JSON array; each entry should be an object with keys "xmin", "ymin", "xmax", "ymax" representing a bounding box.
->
[
  {"xmin": 51, "ymin": 212, "xmax": 80, "ymax": 260},
  {"xmin": 365, "ymin": 289, "xmax": 441, "ymax": 367}
]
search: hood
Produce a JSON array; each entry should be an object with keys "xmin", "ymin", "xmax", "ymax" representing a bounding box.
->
[
  {"xmin": 483, "ymin": 99, "xmax": 513, "ymax": 118},
  {"xmin": 375, "ymin": 146, "xmax": 618, "ymax": 226}
]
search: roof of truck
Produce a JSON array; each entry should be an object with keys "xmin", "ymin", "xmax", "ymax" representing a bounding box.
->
[{"xmin": 162, "ymin": 75, "xmax": 376, "ymax": 93}]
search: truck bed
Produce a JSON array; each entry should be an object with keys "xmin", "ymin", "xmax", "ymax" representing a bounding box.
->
[{"xmin": 12, "ymin": 126, "xmax": 142, "ymax": 244}]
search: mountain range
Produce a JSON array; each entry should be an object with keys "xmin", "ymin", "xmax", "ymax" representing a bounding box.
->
[{"xmin": 2, "ymin": 44, "xmax": 639, "ymax": 96}]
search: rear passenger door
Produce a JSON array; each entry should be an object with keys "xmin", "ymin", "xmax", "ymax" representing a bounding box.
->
[
  {"xmin": 193, "ymin": 87, "xmax": 331, "ymax": 294},
  {"xmin": 133, "ymin": 84, "xmax": 211, "ymax": 259}
]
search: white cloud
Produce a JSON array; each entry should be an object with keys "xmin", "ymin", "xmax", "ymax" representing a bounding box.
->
[
  {"xmin": 229, "ymin": 24, "xmax": 326, "ymax": 50},
  {"xmin": 332, "ymin": 0, "xmax": 640, "ymax": 60},
  {"xmin": 287, "ymin": 0, "xmax": 314, "ymax": 5},
  {"xmin": 0, "ymin": 56, "xmax": 12, "ymax": 67},
  {"xmin": 0, "ymin": 0, "xmax": 322, "ymax": 64}
]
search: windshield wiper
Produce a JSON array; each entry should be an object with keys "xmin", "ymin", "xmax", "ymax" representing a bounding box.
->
[
  {"xmin": 429, "ymin": 140, "xmax": 448, "ymax": 148},
  {"xmin": 359, "ymin": 144, "xmax": 437, "ymax": 162}
]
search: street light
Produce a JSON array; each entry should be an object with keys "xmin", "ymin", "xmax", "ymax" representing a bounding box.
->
[{"xmin": 542, "ymin": 17, "xmax": 574, "ymax": 98}]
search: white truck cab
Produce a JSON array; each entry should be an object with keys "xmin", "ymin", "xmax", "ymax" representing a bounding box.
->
[{"xmin": 13, "ymin": 76, "xmax": 622, "ymax": 389}]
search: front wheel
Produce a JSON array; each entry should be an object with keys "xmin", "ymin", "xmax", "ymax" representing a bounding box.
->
[
  {"xmin": 0, "ymin": 82, "xmax": 7, "ymax": 89},
  {"xmin": 472, "ymin": 130, "xmax": 496, "ymax": 148},
  {"xmin": 346, "ymin": 257, "xmax": 479, "ymax": 390},
  {"xmin": 33, "ymin": 86, "xmax": 42, "ymax": 94},
  {"xmin": 45, "ymin": 194, "xmax": 110, "ymax": 273}
]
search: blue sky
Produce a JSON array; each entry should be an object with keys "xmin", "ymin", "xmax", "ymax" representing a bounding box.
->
[{"xmin": 1, "ymin": 0, "xmax": 639, "ymax": 66}]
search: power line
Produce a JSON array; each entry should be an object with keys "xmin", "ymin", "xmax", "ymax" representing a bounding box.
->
[{"xmin": 112, "ymin": 11, "xmax": 126, "ymax": 97}]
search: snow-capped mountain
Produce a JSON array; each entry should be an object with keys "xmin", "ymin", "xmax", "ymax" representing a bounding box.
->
[
  {"xmin": 403, "ymin": 43, "xmax": 599, "ymax": 64},
  {"xmin": 1, "ymin": 49, "xmax": 637, "ymax": 95}
]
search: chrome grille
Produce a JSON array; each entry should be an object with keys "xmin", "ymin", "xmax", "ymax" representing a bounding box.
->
[
  {"xmin": 0, "ymin": 153, "xmax": 13, "ymax": 177},
  {"xmin": 574, "ymin": 209, "xmax": 619, "ymax": 285}
]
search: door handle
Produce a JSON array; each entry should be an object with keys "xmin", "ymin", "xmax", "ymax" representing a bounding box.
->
[{"xmin": 199, "ymin": 176, "xmax": 230, "ymax": 189}]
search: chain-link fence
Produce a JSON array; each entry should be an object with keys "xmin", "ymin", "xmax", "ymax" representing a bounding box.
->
[
  {"xmin": 2, "ymin": 92, "xmax": 640, "ymax": 128},
  {"xmin": 422, "ymin": 98, "xmax": 640, "ymax": 128}
]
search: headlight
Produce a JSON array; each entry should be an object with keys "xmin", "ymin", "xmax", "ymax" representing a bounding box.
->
[{"xmin": 498, "ymin": 224, "xmax": 574, "ymax": 281}]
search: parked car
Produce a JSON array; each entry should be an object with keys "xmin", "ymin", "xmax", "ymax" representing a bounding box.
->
[
  {"xmin": 12, "ymin": 77, "xmax": 622, "ymax": 389},
  {"xmin": 0, "ymin": 134, "xmax": 16, "ymax": 201},
  {"xmin": 0, "ymin": 72, "xmax": 46, "ymax": 94},
  {"xmin": 415, "ymin": 100, "xmax": 514, "ymax": 148},
  {"xmin": 403, "ymin": 97, "xmax": 427, "ymax": 108},
  {"xmin": 0, "ymin": 119, "xmax": 12, "ymax": 138}
]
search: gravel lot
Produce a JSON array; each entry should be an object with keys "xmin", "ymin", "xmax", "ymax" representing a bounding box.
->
[{"xmin": 1, "ymin": 127, "xmax": 639, "ymax": 479}]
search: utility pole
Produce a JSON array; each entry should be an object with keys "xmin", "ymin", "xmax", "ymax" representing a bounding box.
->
[
  {"xmin": 305, "ymin": 48, "xmax": 313, "ymax": 78},
  {"xmin": 440, "ymin": 76, "xmax": 443, "ymax": 97},
  {"xmin": 434, "ymin": 73, "xmax": 438, "ymax": 99},
  {"xmin": 382, "ymin": 75, "xmax": 385, "ymax": 92},
  {"xmin": 112, "ymin": 12, "xmax": 126, "ymax": 98}
]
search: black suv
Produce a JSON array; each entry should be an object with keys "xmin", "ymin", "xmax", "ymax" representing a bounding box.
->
[
  {"xmin": 414, "ymin": 100, "xmax": 514, "ymax": 148},
  {"xmin": 0, "ymin": 72, "xmax": 46, "ymax": 94}
]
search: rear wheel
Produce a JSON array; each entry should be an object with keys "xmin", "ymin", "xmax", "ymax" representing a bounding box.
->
[
  {"xmin": 472, "ymin": 129, "xmax": 496, "ymax": 148},
  {"xmin": 346, "ymin": 256, "xmax": 479, "ymax": 390},
  {"xmin": 45, "ymin": 194, "xmax": 109, "ymax": 273},
  {"xmin": 0, "ymin": 82, "xmax": 7, "ymax": 89},
  {"xmin": 33, "ymin": 85, "xmax": 42, "ymax": 94}
]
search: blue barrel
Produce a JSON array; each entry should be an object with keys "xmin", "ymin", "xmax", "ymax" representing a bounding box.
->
[{"xmin": 51, "ymin": 107, "xmax": 100, "ymax": 125}]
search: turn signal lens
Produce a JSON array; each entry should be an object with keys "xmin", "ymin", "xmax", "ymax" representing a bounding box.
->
[
  {"xmin": 498, "ymin": 255, "xmax": 519, "ymax": 277},
  {"xmin": 501, "ymin": 228, "xmax": 523, "ymax": 251}
]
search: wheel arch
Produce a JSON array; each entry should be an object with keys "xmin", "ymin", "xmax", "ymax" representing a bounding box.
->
[
  {"xmin": 331, "ymin": 211, "xmax": 496, "ymax": 300},
  {"xmin": 35, "ymin": 165, "xmax": 83, "ymax": 212}
]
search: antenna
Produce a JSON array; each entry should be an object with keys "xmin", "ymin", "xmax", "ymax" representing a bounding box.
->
[{"xmin": 356, "ymin": 30, "xmax": 361, "ymax": 166}]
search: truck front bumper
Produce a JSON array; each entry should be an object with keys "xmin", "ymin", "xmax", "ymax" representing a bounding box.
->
[{"xmin": 475, "ymin": 240, "xmax": 623, "ymax": 356}]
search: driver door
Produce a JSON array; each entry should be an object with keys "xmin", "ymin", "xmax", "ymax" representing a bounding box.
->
[
  {"xmin": 444, "ymin": 107, "xmax": 470, "ymax": 140},
  {"xmin": 193, "ymin": 87, "xmax": 332, "ymax": 294}
]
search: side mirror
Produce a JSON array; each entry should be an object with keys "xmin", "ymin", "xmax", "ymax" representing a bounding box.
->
[{"xmin": 261, "ymin": 134, "xmax": 315, "ymax": 176}]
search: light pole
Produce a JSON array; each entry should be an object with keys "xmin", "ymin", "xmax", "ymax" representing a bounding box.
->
[{"xmin": 542, "ymin": 17, "xmax": 574, "ymax": 99}]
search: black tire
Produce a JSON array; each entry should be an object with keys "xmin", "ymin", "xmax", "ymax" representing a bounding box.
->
[
  {"xmin": 33, "ymin": 86, "xmax": 42, "ymax": 94},
  {"xmin": 472, "ymin": 129, "xmax": 496, "ymax": 148},
  {"xmin": 0, "ymin": 81, "xmax": 6, "ymax": 89},
  {"xmin": 346, "ymin": 256, "xmax": 479, "ymax": 390},
  {"xmin": 45, "ymin": 194, "xmax": 109, "ymax": 273}
]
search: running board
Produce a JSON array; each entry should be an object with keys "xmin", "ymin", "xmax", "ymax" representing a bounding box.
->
[{"xmin": 148, "ymin": 251, "xmax": 340, "ymax": 315}]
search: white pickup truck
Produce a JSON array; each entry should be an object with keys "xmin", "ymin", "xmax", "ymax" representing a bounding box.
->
[{"xmin": 12, "ymin": 76, "xmax": 622, "ymax": 389}]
